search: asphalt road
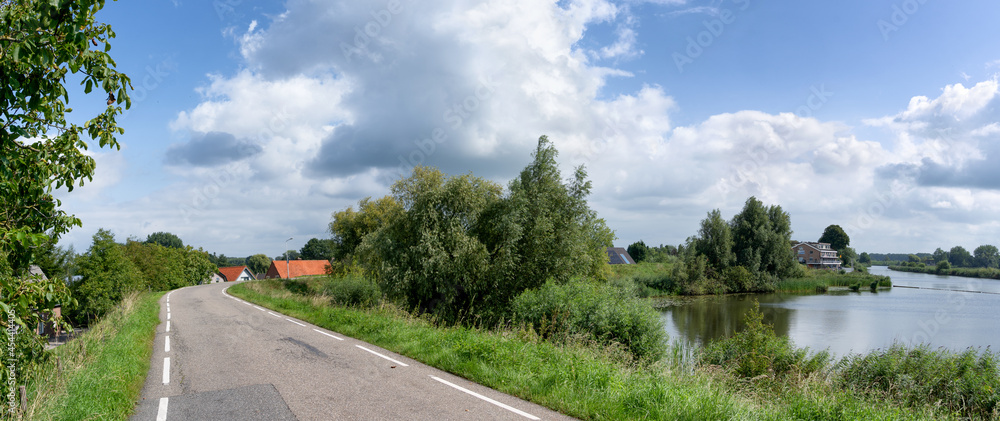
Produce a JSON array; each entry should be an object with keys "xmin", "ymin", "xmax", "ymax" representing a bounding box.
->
[{"xmin": 131, "ymin": 282, "xmax": 577, "ymax": 421}]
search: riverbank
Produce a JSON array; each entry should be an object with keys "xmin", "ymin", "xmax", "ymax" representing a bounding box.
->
[
  {"xmin": 230, "ymin": 278, "xmax": 995, "ymax": 420},
  {"xmin": 889, "ymin": 265, "xmax": 1000, "ymax": 280},
  {"xmin": 776, "ymin": 269, "xmax": 892, "ymax": 293}
]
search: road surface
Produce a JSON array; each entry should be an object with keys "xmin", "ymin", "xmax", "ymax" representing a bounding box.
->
[{"xmin": 131, "ymin": 282, "xmax": 576, "ymax": 421}]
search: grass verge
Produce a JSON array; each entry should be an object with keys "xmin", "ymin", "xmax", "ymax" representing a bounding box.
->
[
  {"xmin": 22, "ymin": 291, "xmax": 162, "ymax": 420},
  {"xmin": 230, "ymin": 280, "xmax": 956, "ymax": 420}
]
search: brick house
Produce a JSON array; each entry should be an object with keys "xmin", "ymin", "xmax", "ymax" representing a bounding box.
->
[{"xmin": 792, "ymin": 241, "xmax": 841, "ymax": 270}]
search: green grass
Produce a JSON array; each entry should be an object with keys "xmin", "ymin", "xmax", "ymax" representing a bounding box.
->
[
  {"xmin": 230, "ymin": 280, "xmax": 960, "ymax": 420},
  {"xmin": 889, "ymin": 265, "xmax": 1000, "ymax": 280},
  {"xmin": 777, "ymin": 269, "xmax": 892, "ymax": 293},
  {"xmin": 22, "ymin": 291, "xmax": 162, "ymax": 420}
]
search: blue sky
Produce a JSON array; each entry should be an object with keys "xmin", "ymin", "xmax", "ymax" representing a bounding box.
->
[{"xmin": 54, "ymin": 0, "xmax": 1000, "ymax": 257}]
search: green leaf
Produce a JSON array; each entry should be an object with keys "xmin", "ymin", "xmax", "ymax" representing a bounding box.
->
[{"xmin": 85, "ymin": 79, "xmax": 93, "ymax": 93}]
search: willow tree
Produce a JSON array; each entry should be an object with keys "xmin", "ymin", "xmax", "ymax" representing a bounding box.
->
[{"xmin": 1, "ymin": 0, "xmax": 131, "ymax": 397}]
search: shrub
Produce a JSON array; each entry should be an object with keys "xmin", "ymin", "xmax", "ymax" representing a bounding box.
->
[
  {"xmin": 323, "ymin": 275, "xmax": 381, "ymax": 307},
  {"xmin": 699, "ymin": 301, "xmax": 830, "ymax": 379},
  {"xmin": 511, "ymin": 280, "xmax": 667, "ymax": 363},
  {"xmin": 839, "ymin": 344, "xmax": 1000, "ymax": 419}
]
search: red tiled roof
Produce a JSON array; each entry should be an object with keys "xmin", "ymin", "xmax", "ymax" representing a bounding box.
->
[
  {"xmin": 267, "ymin": 260, "xmax": 331, "ymax": 279},
  {"xmin": 218, "ymin": 266, "xmax": 250, "ymax": 282}
]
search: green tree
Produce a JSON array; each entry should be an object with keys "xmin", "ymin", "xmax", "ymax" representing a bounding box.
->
[
  {"xmin": 245, "ymin": 253, "xmax": 271, "ymax": 275},
  {"xmin": 1, "ymin": 0, "xmax": 130, "ymax": 398},
  {"xmin": 840, "ymin": 247, "xmax": 857, "ymax": 267},
  {"xmin": 627, "ymin": 240, "xmax": 649, "ymax": 263},
  {"xmin": 948, "ymin": 246, "xmax": 972, "ymax": 267},
  {"xmin": 32, "ymin": 237, "xmax": 75, "ymax": 282},
  {"xmin": 330, "ymin": 196, "xmax": 403, "ymax": 260},
  {"xmin": 936, "ymin": 260, "xmax": 952, "ymax": 273},
  {"xmin": 730, "ymin": 197, "xmax": 796, "ymax": 280},
  {"xmin": 692, "ymin": 209, "xmax": 734, "ymax": 270},
  {"xmin": 71, "ymin": 229, "xmax": 142, "ymax": 322},
  {"xmin": 907, "ymin": 254, "xmax": 921, "ymax": 263},
  {"xmin": 145, "ymin": 231, "xmax": 183, "ymax": 249},
  {"xmin": 274, "ymin": 250, "xmax": 300, "ymax": 261},
  {"xmin": 932, "ymin": 248, "xmax": 950, "ymax": 264},
  {"xmin": 974, "ymin": 245, "xmax": 999, "ymax": 269},
  {"xmin": 300, "ymin": 238, "xmax": 335, "ymax": 260},
  {"xmin": 818, "ymin": 224, "xmax": 850, "ymax": 252},
  {"xmin": 858, "ymin": 252, "xmax": 871, "ymax": 265}
]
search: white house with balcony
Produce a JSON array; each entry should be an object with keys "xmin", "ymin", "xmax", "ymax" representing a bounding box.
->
[{"xmin": 792, "ymin": 241, "xmax": 841, "ymax": 270}]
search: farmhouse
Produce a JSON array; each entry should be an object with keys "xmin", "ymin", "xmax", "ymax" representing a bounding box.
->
[
  {"xmin": 607, "ymin": 247, "xmax": 636, "ymax": 265},
  {"xmin": 217, "ymin": 265, "xmax": 256, "ymax": 282},
  {"xmin": 264, "ymin": 260, "xmax": 332, "ymax": 279}
]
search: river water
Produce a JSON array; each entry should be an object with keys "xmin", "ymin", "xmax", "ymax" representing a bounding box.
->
[{"xmin": 660, "ymin": 266, "xmax": 1000, "ymax": 356}]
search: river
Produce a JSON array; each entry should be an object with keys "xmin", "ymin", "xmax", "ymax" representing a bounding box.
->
[{"xmin": 660, "ymin": 266, "xmax": 1000, "ymax": 356}]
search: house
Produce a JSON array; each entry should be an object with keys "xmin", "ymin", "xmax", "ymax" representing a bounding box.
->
[
  {"xmin": 28, "ymin": 265, "xmax": 62, "ymax": 338},
  {"xmin": 264, "ymin": 260, "xmax": 332, "ymax": 279},
  {"xmin": 607, "ymin": 247, "xmax": 636, "ymax": 265},
  {"xmin": 792, "ymin": 241, "xmax": 841, "ymax": 270},
  {"xmin": 217, "ymin": 266, "xmax": 256, "ymax": 282},
  {"xmin": 209, "ymin": 273, "xmax": 224, "ymax": 283}
]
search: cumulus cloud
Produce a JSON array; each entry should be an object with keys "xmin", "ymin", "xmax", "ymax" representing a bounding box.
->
[{"xmin": 165, "ymin": 131, "xmax": 263, "ymax": 167}]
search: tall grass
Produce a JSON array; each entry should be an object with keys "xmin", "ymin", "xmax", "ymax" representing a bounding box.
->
[
  {"xmin": 777, "ymin": 270, "xmax": 891, "ymax": 293},
  {"xmin": 22, "ymin": 291, "xmax": 162, "ymax": 420}
]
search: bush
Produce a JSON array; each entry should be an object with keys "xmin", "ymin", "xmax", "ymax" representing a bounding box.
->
[
  {"xmin": 323, "ymin": 275, "xmax": 381, "ymax": 307},
  {"xmin": 839, "ymin": 344, "xmax": 1000, "ymax": 419},
  {"xmin": 699, "ymin": 301, "xmax": 830, "ymax": 379},
  {"xmin": 511, "ymin": 280, "xmax": 667, "ymax": 363}
]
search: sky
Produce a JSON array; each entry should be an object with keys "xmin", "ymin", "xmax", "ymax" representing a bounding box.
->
[{"xmin": 51, "ymin": 0, "xmax": 1000, "ymax": 257}]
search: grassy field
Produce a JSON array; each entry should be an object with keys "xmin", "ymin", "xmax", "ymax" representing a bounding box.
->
[
  {"xmin": 229, "ymin": 279, "xmax": 975, "ymax": 420},
  {"xmin": 20, "ymin": 291, "xmax": 162, "ymax": 420}
]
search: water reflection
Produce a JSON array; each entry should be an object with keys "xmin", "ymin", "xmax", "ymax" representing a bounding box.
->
[{"xmin": 661, "ymin": 267, "xmax": 1000, "ymax": 356}]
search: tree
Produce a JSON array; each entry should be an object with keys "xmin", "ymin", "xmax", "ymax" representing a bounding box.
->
[
  {"xmin": 32, "ymin": 237, "xmax": 76, "ymax": 282},
  {"xmin": 245, "ymin": 254, "xmax": 271, "ymax": 275},
  {"xmin": 300, "ymin": 238, "xmax": 335, "ymax": 261},
  {"xmin": 330, "ymin": 196, "xmax": 403, "ymax": 260},
  {"xmin": 730, "ymin": 197, "xmax": 796, "ymax": 280},
  {"xmin": 145, "ymin": 232, "xmax": 183, "ymax": 249},
  {"xmin": 692, "ymin": 209, "xmax": 734, "ymax": 270},
  {"xmin": 627, "ymin": 240, "xmax": 649, "ymax": 263},
  {"xmin": 274, "ymin": 250, "xmax": 300, "ymax": 261},
  {"xmin": 71, "ymin": 230, "xmax": 142, "ymax": 322},
  {"xmin": 2, "ymin": 0, "xmax": 130, "ymax": 397},
  {"xmin": 907, "ymin": 254, "xmax": 921, "ymax": 263},
  {"xmin": 818, "ymin": 225, "xmax": 850, "ymax": 252},
  {"xmin": 948, "ymin": 246, "xmax": 972, "ymax": 267},
  {"xmin": 858, "ymin": 252, "xmax": 871, "ymax": 265},
  {"xmin": 840, "ymin": 247, "xmax": 857, "ymax": 267},
  {"xmin": 974, "ymin": 245, "xmax": 1000, "ymax": 269},
  {"xmin": 932, "ymin": 248, "xmax": 949, "ymax": 264}
]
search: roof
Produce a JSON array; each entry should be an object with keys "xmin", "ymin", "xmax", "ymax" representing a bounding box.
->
[
  {"xmin": 607, "ymin": 247, "xmax": 636, "ymax": 265},
  {"xmin": 28, "ymin": 265, "xmax": 48, "ymax": 281},
  {"xmin": 218, "ymin": 266, "xmax": 251, "ymax": 282},
  {"xmin": 269, "ymin": 260, "xmax": 332, "ymax": 279}
]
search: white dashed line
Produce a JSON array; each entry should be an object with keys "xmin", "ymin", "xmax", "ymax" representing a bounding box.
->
[
  {"xmin": 267, "ymin": 312, "xmax": 282, "ymax": 318},
  {"xmin": 156, "ymin": 397, "xmax": 168, "ymax": 421},
  {"xmin": 167, "ymin": 312, "xmax": 171, "ymax": 320},
  {"xmin": 255, "ymin": 306, "xmax": 266, "ymax": 312},
  {"xmin": 313, "ymin": 329, "xmax": 344, "ymax": 341},
  {"xmin": 165, "ymin": 336, "xmax": 171, "ymax": 353},
  {"xmin": 429, "ymin": 376, "xmax": 540, "ymax": 420},
  {"xmin": 355, "ymin": 345, "xmax": 409, "ymax": 367},
  {"xmin": 286, "ymin": 318, "xmax": 306, "ymax": 327},
  {"xmin": 166, "ymin": 320, "xmax": 170, "ymax": 332},
  {"xmin": 162, "ymin": 357, "xmax": 170, "ymax": 384}
]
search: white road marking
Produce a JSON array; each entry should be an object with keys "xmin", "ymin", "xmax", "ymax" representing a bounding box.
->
[
  {"xmin": 286, "ymin": 318, "xmax": 306, "ymax": 327},
  {"xmin": 255, "ymin": 306, "xmax": 266, "ymax": 311},
  {"xmin": 267, "ymin": 312, "xmax": 282, "ymax": 318},
  {"xmin": 156, "ymin": 397, "xmax": 168, "ymax": 421},
  {"xmin": 429, "ymin": 376, "xmax": 540, "ymax": 420},
  {"xmin": 167, "ymin": 312, "xmax": 171, "ymax": 320},
  {"xmin": 162, "ymin": 357, "xmax": 170, "ymax": 384},
  {"xmin": 166, "ymin": 320, "xmax": 170, "ymax": 332},
  {"xmin": 355, "ymin": 345, "xmax": 409, "ymax": 367},
  {"xmin": 165, "ymin": 336, "xmax": 171, "ymax": 353},
  {"xmin": 313, "ymin": 329, "xmax": 344, "ymax": 341}
]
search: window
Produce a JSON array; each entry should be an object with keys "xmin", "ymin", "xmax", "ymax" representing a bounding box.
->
[{"xmin": 619, "ymin": 254, "xmax": 630, "ymax": 264}]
